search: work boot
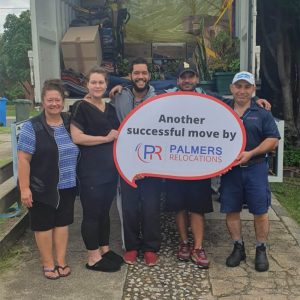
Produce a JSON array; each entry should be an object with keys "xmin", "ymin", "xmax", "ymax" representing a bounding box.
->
[
  {"xmin": 226, "ymin": 241, "xmax": 246, "ymax": 267},
  {"xmin": 255, "ymin": 244, "xmax": 269, "ymax": 272}
]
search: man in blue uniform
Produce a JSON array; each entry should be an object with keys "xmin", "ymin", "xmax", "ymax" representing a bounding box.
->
[{"xmin": 219, "ymin": 71, "xmax": 280, "ymax": 272}]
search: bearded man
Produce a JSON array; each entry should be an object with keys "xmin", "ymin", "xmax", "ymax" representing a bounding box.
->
[{"xmin": 113, "ymin": 58, "xmax": 161, "ymax": 266}]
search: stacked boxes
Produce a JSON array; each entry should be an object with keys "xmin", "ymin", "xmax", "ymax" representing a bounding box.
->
[
  {"xmin": 152, "ymin": 43, "xmax": 186, "ymax": 59},
  {"xmin": 61, "ymin": 26, "xmax": 102, "ymax": 74},
  {"xmin": 124, "ymin": 42, "xmax": 195, "ymax": 61},
  {"xmin": 124, "ymin": 43, "xmax": 152, "ymax": 62}
]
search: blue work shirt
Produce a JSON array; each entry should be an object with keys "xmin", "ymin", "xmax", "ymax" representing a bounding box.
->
[{"xmin": 226, "ymin": 99, "xmax": 281, "ymax": 153}]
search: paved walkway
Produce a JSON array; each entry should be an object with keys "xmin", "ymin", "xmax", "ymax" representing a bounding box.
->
[{"xmin": 0, "ymin": 194, "xmax": 300, "ymax": 300}]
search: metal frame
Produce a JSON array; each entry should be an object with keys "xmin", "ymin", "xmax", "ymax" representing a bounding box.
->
[{"xmin": 268, "ymin": 119, "xmax": 284, "ymax": 182}]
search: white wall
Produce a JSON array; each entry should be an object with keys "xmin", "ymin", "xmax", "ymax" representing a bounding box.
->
[
  {"xmin": 30, "ymin": 0, "xmax": 78, "ymax": 102},
  {"xmin": 235, "ymin": 0, "xmax": 250, "ymax": 72}
]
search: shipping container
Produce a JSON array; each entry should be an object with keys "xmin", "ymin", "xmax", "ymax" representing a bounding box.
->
[{"xmin": 30, "ymin": 0, "xmax": 258, "ymax": 103}]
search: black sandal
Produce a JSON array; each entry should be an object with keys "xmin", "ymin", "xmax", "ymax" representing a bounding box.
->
[
  {"xmin": 56, "ymin": 265, "xmax": 71, "ymax": 277},
  {"xmin": 43, "ymin": 267, "xmax": 60, "ymax": 280},
  {"xmin": 86, "ymin": 257, "xmax": 120, "ymax": 272}
]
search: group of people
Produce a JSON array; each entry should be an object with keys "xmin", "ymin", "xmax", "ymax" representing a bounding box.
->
[{"xmin": 17, "ymin": 57, "xmax": 280, "ymax": 280}]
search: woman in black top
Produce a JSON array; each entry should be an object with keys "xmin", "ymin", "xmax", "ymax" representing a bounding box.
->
[{"xmin": 71, "ymin": 66, "xmax": 122, "ymax": 272}]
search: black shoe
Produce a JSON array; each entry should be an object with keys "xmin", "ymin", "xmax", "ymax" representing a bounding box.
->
[
  {"xmin": 86, "ymin": 256, "xmax": 120, "ymax": 272},
  {"xmin": 226, "ymin": 241, "xmax": 246, "ymax": 267},
  {"xmin": 102, "ymin": 250, "xmax": 124, "ymax": 266},
  {"xmin": 255, "ymin": 245, "xmax": 269, "ymax": 272}
]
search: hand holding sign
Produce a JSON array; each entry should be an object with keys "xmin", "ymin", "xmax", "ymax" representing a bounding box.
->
[{"xmin": 114, "ymin": 92, "xmax": 246, "ymax": 187}]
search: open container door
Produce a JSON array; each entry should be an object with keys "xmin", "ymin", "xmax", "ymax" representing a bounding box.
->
[
  {"xmin": 235, "ymin": 0, "xmax": 250, "ymax": 71},
  {"xmin": 30, "ymin": 0, "xmax": 77, "ymax": 103}
]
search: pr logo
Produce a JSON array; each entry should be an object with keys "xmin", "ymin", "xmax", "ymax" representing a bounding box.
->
[{"xmin": 136, "ymin": 143, "xmax": 162, "ymax": 163}]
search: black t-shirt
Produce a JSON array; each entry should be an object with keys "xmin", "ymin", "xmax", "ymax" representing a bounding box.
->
[{"xmin": 71, "ymin": 100, "xmax": 120, "ymax": 185}]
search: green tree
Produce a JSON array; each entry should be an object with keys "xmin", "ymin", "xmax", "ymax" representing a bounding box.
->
[{"xmin": 0, "ymin": 10, "xmax": 32, "ymax": 100}]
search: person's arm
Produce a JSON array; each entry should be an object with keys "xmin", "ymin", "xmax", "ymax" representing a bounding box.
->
[
  {"xmin": 255, "ymin": 98, "xmax": 271, "ymax": 110},
  {"xmin": 109, "ymin": 85, "xmax": 123, "ymax": 99},
  {"xmin": 18, "ymin": 151, "xmax": 33, "ymax": 208},
  {"xmin": 206, "ymin": 91, "xmax": 271, "ymax": 110},
  {"xmin": 204, "ymin": 91, "xmax": 226, "ymax": 101},
  {"xmin": 70, "ymin": 124, "xmax": 118, "ymax": 146},
  {"xmin": 235, "ymin": 138, "xmax": 279, "ymax": 165}
]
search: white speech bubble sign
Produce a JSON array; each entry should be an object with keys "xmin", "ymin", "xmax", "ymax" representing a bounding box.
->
[{"xmin": 114, "ymin": 92, "xmax": 246, "ymax": 188}]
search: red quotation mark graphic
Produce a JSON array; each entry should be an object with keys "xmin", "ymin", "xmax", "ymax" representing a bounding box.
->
[{"xmin": 136, "ymin": 144, "xmax": 162, "ymax": 163}]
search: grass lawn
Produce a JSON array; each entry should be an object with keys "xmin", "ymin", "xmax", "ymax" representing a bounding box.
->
[
  {"xmin": 6, "ymin": 104, "xmax": 40, "ymax": 117},
  {"xmin": 0, "ymin": 205, "xmax": 30, "ymax": 270},
  {"xmin": 270, "ymin": 177, "xmax": 300, "ymax": 224},
  {"xmin": 0, "ymin": 247, "xmax": 23, "ymax": 270},
  {"xmin": 0, "ymin": 158, "xmax": 12, "ymax": 168},
  {"xmin": 0, "ymin": 127, "xmax": 11, "ymax": 134},
  {"xmin": 0, "ymin": 127, "xmax": 12, "ymax": 166},
  {"xmin": 6, "ymin": 104, "xmax": 15, "ymax": 117}
]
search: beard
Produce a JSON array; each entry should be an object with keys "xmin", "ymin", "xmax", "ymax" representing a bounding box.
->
[
  {"xmin": 179, "ymin": 83, "xmax": 197, "ymax": 91},
  {"xmin": 132, "ymin": 79, "xmax": 150, "ymax": 93}
]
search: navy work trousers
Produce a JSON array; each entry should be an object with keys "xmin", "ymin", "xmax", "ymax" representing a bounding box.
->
[{"xmin": 120, "ymin": 177, "xmax": 162, "ymax": 252}]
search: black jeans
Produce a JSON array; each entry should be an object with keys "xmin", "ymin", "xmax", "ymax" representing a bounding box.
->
[
  {"xmin": 80, "ymin": 181, "xmax": 117, "ymax": 250},
  {"xmin": 121, "ymin": 177, "xmax": 161, "ymax": 252}
]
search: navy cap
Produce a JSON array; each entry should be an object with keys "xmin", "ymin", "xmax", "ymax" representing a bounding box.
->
[{"xmin": 177, "ymin": 61, "xmax": 198, "ymax": 78}]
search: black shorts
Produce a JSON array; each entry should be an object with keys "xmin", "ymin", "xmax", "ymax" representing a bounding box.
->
[
  {"xmin": 165, "ymin": 179, "xmax": 213, "ymax": 214},
  {"xmin": 29, "ymin": 187, "xmax": 77, "ymax": 231}
]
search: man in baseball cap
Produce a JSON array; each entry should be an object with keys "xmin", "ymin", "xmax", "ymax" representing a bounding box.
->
[
  {"xmin": 175, "ymin": 61, "xmax": 201, "ymax": 92},
  {"xmin": 177, "ymin": 61, "xmax": 198, "ymax": 77},
  {"xmin": 220, "ymin": 70, "xmax": 280, "ymax": 272},
  {"xmin": 232, "ymin": 71, "xmax": 255, "ymax": 85},
  {"xmin": 164, "ymin": 61, "xmax": 212, "ymax": 269}
]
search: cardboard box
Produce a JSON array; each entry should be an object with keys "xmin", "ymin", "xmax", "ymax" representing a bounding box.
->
[
  {"xmin": 124, "ymin": 43, "xmax": 152, "ymax": 62},
  {"xmin": 183, "ymin": 15, "xmax": 229, "ymax": 37},
  {"xmin": 183, "ymin": 16, "xmax": 202, "ymax": 35},
  {"xmin": 152, "ymin": 43, "xmax": 186, "ymax": 59},
  {"xmin": 61, "ymin": 26, "xmax": 102, "ymax": 74}
]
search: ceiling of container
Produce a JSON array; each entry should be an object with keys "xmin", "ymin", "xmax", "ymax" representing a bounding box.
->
[{"xmin": 122, "ymin": 0, "xmax": 229, "ymax": 43}]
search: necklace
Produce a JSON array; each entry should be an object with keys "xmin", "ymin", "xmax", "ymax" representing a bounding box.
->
[
  {"xmin": 234, "ymin": 101, "xmax": 251, "ymax": 117},
  {"xmin": 45, "ymin": 112, "xmax": 63, "ymax": 126},
  {"xmin": 47, "ymin": 119, "xmax": 63, "ymax": 126},
  {"xmin": 234, "ymin": 107, "xmax": 245, "ymax": 118},
  {"xmin": 234, "ymin": 107, "xmax": 251, "ymax": 123},
  {"xmin": 88, "ymin": 99, "xmax": 105, "ymax": 112}
]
